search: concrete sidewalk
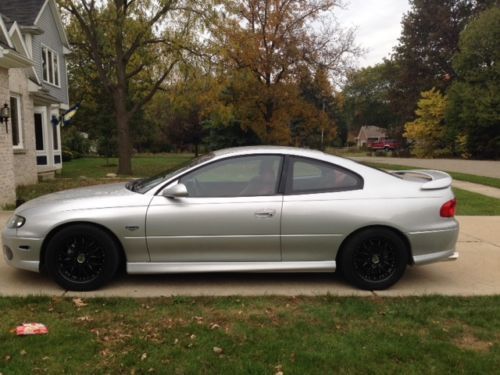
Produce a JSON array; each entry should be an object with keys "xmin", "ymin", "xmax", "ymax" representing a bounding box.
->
[
  {"xmin": 452, "ymin": 180, "xmax": 500, "ymax": 199},
  {"xmin": 1, "ymin": 211, "xmax": 499, "ymax": 297}
]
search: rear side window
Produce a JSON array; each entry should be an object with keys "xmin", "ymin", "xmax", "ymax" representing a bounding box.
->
[{"xmin": 286, "ymin": 157, "xmax": 363, "ymax": 194}]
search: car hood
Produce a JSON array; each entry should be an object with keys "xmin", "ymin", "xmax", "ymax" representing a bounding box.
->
[{"xmin": 16, "ymin": 182, "xmax": 147, "ymax": 215}]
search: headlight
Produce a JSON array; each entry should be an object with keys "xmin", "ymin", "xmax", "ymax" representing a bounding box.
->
[{"xmin": 7, "ymin": 215, "xmax": 26, "ymax": 229}]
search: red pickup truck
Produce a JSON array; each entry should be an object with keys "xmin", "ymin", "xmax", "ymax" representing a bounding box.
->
[{"xmin": 367, "ymin": 139, "xmax": 401, "ymax": 151}]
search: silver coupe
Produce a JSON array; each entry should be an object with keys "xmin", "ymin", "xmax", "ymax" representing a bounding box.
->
[{"xmin": 2, "ymin": 146, "xmax": 459, "ymax": 291}]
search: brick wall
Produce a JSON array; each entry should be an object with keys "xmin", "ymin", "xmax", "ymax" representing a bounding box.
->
[
  {"xmin": 9, "ymin": 69, "xmax": 38, "ymax": 186},
  {"xmin": 0, "ymin": 67, "xmax": 16, "ymax": 206}
]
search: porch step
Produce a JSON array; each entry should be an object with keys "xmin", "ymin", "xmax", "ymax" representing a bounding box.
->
[{"xmin": 38, "ymin": 170, "xmax": 55, "ymax": 181}]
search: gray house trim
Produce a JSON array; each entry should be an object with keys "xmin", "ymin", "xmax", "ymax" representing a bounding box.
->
[
  {"xmin": 34, "ymin": 0, "xmax": 70, "ymax": 48},
  {"xmin": 31, "ymin": 2, "xmax": 69, "ymax": 106}
]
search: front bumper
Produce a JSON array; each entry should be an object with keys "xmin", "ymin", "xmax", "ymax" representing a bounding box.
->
[{"xmin": 2, "ymin": 228, "xmax": 42, "ymax": 273}]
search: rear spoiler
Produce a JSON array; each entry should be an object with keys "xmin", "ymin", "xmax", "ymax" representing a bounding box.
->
[{"xmin": 392, "ymin": 170, "xmax": 452, "ymax": 190}]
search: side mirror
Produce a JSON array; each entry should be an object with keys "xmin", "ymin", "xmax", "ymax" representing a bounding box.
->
[{"xmin": 162, "ymin": 183, "xmax": 189, "ymax": 198}]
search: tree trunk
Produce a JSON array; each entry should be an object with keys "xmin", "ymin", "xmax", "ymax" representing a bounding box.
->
[{"xmin": 114, "ymin": 91, "xmax": 132, "ymax": 175}]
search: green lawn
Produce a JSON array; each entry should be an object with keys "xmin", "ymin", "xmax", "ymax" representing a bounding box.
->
[
  {"xmin": 454, "ymin": 188, "xmax": 500, "ymax": 215},
  {"xmin": 0, "ymin": 296, "xmax": 499, "ymax": 374},
  {"xmin": 61, "ymin": 153, "xmax": 194, "ymax": 178},
  {"xmin": 362, "ymin": 161, "xmax": 500, "ymax": 189}
]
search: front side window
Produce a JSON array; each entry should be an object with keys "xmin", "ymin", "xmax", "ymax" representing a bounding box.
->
[
  {"xmin": 42, "ymin": 46, "xmax": 60, "ymax": 86},
  {"xmin": 180, "ymin": 155, "xmax": 283, "ymax": 197},
  {"xmin": 286, "ymin": 157, "xmax": 363, "ymax": 194},
  {"xmin": 10, "ymin": 95, "xmax": 22, "ymax": 148}
]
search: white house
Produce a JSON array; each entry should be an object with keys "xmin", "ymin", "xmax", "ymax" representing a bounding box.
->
[{"xmin": 0, "ymin": 0, "xmax": 70, "ymax": 206}]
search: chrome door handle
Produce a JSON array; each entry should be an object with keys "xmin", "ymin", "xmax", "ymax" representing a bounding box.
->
[{"xmin": 255, "ymin": 209, "xmax": 276, "ymax": 218}]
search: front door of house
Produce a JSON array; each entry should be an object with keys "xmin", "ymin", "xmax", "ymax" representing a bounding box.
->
[{"xmin": 34, "ymin": 107, "xmax": 48, "ymax": 167}]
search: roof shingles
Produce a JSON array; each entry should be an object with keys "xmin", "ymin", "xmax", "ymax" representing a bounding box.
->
[{"xmin": 0, "ymin": 0, "xmax": 46, "ymax": 26}]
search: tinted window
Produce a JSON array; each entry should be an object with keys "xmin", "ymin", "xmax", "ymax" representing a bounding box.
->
[
  {"xmin": 286, "ymin": 157, "xmax": 362, "ymax": 194},
  {"xmin": 180, "ymin": 155, "xmax": 283, "ymax": 197}
]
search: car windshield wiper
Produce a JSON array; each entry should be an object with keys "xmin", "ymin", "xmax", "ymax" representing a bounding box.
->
[{"xmin": 126, "ymin": 179, "xmax": 142, "ymax": 192}]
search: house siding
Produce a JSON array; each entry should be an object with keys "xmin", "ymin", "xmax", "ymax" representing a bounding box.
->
[
  {"xmin": 9, "ymin": 68, "xmax": 38, "ymax": 186},
  {"xmin": 32, "ymin": 3, "xmax": 68, "ymax": 105},
  {"xmin": 0, "ymin": 67, "xmax": 16, "ymax": 206}
]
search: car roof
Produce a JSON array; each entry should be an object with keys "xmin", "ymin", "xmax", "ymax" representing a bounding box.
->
[
  {"xmin": 213, "ymin": 145, "xmax": 327, "ymax": 158},
  {"xmin": 211, "ymin": 145, "xmax": 364, "ymax": 169}
]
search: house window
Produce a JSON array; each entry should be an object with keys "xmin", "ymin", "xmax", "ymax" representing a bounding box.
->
[
  {"xmin": 42, "ymin": 46, "xmax": 60, "ymax": 86},
  {"xmin": 10, "ymin": 95, "xmax": 23, "ymax": 148}
]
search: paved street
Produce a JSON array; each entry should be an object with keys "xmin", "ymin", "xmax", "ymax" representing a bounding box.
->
[
  {"xmin": 351, "ymin": 156, "xmax": 500, "ymax": 179},
  {"xmin": 1, "ymin": 212, "xmax": 499, "ymax": 297}
]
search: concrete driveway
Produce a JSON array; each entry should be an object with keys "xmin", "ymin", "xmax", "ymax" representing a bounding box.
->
[{"xmin": 1, "ymin": 213, "xmax": 499, "ymax": 297}]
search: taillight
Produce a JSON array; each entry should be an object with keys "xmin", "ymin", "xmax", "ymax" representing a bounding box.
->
[{"xmin": 440, "ymin": 198, "xmax": 456, "ymax": 217}]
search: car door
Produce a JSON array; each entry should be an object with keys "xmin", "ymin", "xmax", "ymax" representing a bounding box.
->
[
  {"xmin": 281, "ymin": 156, "xmax": 364, "ymax": 262},
  {"xmin": 146, "ymin": 154, "xmax": 284, "ymax": 262}
]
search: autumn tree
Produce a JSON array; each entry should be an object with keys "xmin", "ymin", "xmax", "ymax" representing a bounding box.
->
[
  {"xmin": 59, "ymin": 0, "xmax": 206, "ymax": 174},
  {"xmin": 146, "ymin": 70, "xmax": 224, "ymax": 155},
  {"xmin": 391, "ymin": 0, "xmax": 495, "ymax": 125},
  {"xmin": 212, "ymin": 0, "xmax": 358, "ymax": 144},
  {"xmin": 404, "ymin": 88, "xmax": 448, "ymax": 158},
  {"xmin": 342, "ymin": 60, "xmax": 401, "ymax": 136},
  {"xmin": 446, "ymin": 6, "xmax": 500, "ymax": 159},
  {"xmin": 293, "ymin": 67, "xmax": 337, "ymax": 149}
]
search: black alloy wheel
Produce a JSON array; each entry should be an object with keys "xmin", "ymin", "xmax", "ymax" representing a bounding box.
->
[
  {"xmin": 340, "ymin": 228, "xmax": 409, "ymax": 290},
  {"xmin": 45, "ymin": 224, "xmax": 120, "ymax": 291}
]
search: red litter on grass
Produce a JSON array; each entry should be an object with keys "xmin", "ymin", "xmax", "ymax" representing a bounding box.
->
[{"xmin": 16, "ymin": 323, "xmax": 48, "ymax": 336}]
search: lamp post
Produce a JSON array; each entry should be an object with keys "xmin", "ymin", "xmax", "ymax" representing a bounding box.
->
[{"xmin": 0, "ymin": 103, "xmax": 10, "ymax": 133}]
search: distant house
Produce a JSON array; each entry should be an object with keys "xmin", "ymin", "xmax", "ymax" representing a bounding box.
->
[
  {"xmin": 356, "ymin": 125, "xmax": 387, "ymax": 148},
  {"xmin": 0, "ymin": 0, "xmax": 70, "ymax": 206}
]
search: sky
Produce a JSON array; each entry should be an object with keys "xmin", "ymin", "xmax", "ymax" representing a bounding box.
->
[{"xmin": 336, "ymin": 0, "xmax": 411, "ymax": 67}]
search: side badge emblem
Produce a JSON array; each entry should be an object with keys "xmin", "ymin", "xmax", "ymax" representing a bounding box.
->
[{"xmin": 125, "ymin": 225, "xmax": 139, "ymax": 231}]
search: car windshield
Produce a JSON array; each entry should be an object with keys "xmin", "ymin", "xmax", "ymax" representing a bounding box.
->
[{"xmin": 126, "ymin": 153, "xmax": 215, "ymax": 194}]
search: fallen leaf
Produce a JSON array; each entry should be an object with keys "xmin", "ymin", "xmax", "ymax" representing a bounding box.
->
[
  {"xmin": 77, "ymin": 316, "xmax": 92, "ymax": 322},
  {"xmin": 100, "ymin": 349, "xmax": 112, "ymax": 357},
  {"xmin": 209, "ymin": 323, "xmax": 221, "ymax": 330},
  {"xmin": 213, "ymin": 347, "xmax": 224, "ymax": 354},
  {"xmin": 141, "ymin": 353, "xmax": 147, "ymax": 361},
  {"xmin": 20, "ymin": 350, "xmax": 27, "ymax": 356},
  {"xmin": 174, "ymin": 338, "xmax": 179, "ymax": 345},
  {"xmin": 72, "ymin": 298, "xmax": 87, "ymax": 308},
  {"xmin": 190, "ymin": 334, "xmax": 196, "ymax": 340},
  {"xmin": 4, "ymin": 355, "xmax": 11, "ymax": 361}
]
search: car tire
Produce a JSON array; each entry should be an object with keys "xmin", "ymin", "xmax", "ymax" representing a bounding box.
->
[
  {"xmin": 340, "ymin": 228, "xmax": 409, "ymax": 290},
  {"xmin": 45, "ymin": 224, "xmax": 120, "ymax": 291}
]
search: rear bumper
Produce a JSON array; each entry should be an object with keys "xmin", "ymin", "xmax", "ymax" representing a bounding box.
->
[
  {"xmin": 412, "ymin": 249, "xmax": 459, "ymax": 265},
  {"xmin": 408, "ymin": 223, "xmax": 459, "ymax": 265}
]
